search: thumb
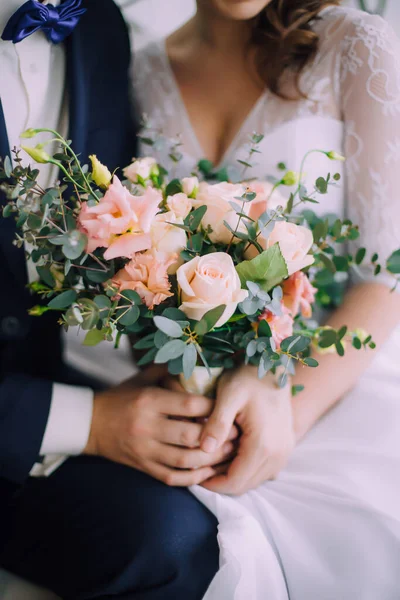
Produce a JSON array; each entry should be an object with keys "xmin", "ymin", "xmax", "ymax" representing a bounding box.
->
[{"xmin": 200, "ymin": 396, "xmax": 240, "ymax": 454}]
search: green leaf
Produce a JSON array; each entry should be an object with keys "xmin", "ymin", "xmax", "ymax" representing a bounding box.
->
[
  {"xmin": 291, "ymin": 384, "xmax": 305, "ymax": 397},
  {"xmin": 118, "ymin": 305, "xmax": 140, "ymax": 327},
  {"xmin": 94, "ymin": 295, "xmax": 112, "ymax": 312},
  {"xmin": 133, "ymin": 333, "xmax": 155, "ymax": 350},
  {"xmin": 194, "ymin": 305, "xmax": 226, "ymax": 336},
  {"xmin": 280, "ymin": 335, "xmax": 311, "ymax": 354},
  {"xmin": 162, "ymin": 307, "xmax": 188, "ymax": 321},
  {"xmin": 154, "ymin": 339, "xmax": 186, "ymax": 363},
  {"xmin": 335, "ymin": 341, "xmax": 345, "ymax": 357},
  {"xmin": 119, "ymin": 289, "xmax": 141, "ymax": 304},
  {"xmin": 4, "ymin": 155, "xmax": 12, "ymax": 178},
  {"xmin": 185, "ymin": 205, "xmax": 207, "ymax": 232},
  {"xmin": 183, "ymin": 343, "xmax": 197, "ymax": 380},
  {"xmin": 137, "ymin": 347, "xmax": 158, "ymax": 366},
  {"xmin": 37, "ymin": 266, "xmax": 55, "ymax": 288},
  {"xmin": 303, "ymin": 357, "xmax": 319, "ymax": 367},
  {"xmin": 2, "ymin": 203, "xmax": 13, "ymax": 218},
  {"xmin": 387, "ymin": 249, "xmax": 400, "ymax": 274},
  {"xmin": 258, "ymin": 319, "xmax": 272, "ymax": 337},
  {"xmin": 48, "ymin": 289, "xmax": 77, "ymax": 309},
  {"xmin": 353, "ymin": 337, "xmax": 362, "ymax": 350},
  {"xmin": 83, "ymin": 328, "xmax": 106, "ymax": 346},
  {"xmin": 319, "ymin": 253, "xmax": 336, "ymax": 273},
  {"xmin": 197, "ymin": 159, "xmax": 214, "ymax": 175},
  {"xmin": 338, "ymin": 326, "xmax": 347, "ymax": 340},
  {"xmin": 315, "ymin": 177, "xmax": 328, "ymax": 194},
  {"xmin": 236, "ymin": 244, "xmax": 289, "ymax": 292},
  {"xmin": 154, "ymin": 316, "xmax": 183, "ymax": 338},
  {"xmin": 318, "ymin": 328, "xmax": 337, "ymax": 348},
  {"xmin": 168, "ymin": 356, "xmax": 184, "ymax": 375},
  {"xmin": 355, "ymin": 247, "xmax": 366, "ymax": 265},
  {"xmin": 165, "ymin": 178, "xmax": 183, "ymax": 196}
]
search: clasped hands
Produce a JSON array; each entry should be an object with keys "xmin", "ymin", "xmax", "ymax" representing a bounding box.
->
[{"xmin": 85, "ymin": 365, "xmax": 295, "ymax": 495}]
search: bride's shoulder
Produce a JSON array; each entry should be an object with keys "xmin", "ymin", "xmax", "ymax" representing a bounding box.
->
[{"xmin": 316, "ymin": 4, "xmax": 398, "ymax": 53}]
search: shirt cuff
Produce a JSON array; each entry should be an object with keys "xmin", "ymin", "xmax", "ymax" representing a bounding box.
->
[{"xmin": 39, "ymin": 383, "xmax": 94, "ymax": 456}]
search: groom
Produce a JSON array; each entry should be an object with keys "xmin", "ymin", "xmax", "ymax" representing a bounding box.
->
[{"xmin": 0, "ymin": 1, "xmax": 221, "ymax": 598}]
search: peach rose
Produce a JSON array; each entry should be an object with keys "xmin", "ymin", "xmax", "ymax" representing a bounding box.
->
[
  {"xmin": 177, "ymin": 252, "xmax": 248, "ymax": 327},
  {"xmin": 259, "ymin": 306, "xmax": 294, "ymax": 349},
  {"xmin": 283, "ymin": 271, "xmax": 317, "ymax": 318},
  {"xmin": 151, "ymin": 211, "xmax": 187, "ymax": 273},
  {"xmin": 194, "ymin": 182, "xmax": 247, "ymax": 244},
  {"xmin": 166, "ymin": 193, "xmax": 192, "ymax": 219},
  {"xmin": 247, "ymin": 180, "xmax": 287, "ymax": 221},
  {"xmin": 112, "ymin": 249, "xmax": 175, "ymax": 309},
  {"xmin": 246, "ymin": 221, "xmax": 314, "ymax": 273},
  {"xmin": 123, "ymin": 157, "xmax": 158, "ymax": 184},
  {"xmin": 78, "ymin": 176, "xmax": 161, "ymax": 261}
]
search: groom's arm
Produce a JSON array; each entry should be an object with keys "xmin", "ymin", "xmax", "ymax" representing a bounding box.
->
[{"xmin": 0, "ymin": 374, "xmax": 53, "ymax": 485}]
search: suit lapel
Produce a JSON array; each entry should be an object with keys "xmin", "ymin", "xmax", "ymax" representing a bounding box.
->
[
  {"xmin": 66, "ymin": 20, "xmax": 88, "ymax": 160},
  {"xmin": 0, "ymin": 100, "xmax": 28, "ymax": 288}
]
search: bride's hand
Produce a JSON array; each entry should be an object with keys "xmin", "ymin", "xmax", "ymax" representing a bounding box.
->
[{"xmin": 200, "ymin": 366, "xmax": 295, "ymax": 495}]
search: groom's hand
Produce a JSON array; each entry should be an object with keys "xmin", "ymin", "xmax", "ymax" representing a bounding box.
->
[{"xmin": 84, "ymin": 367, "xmax": 237, "ymax": 486}]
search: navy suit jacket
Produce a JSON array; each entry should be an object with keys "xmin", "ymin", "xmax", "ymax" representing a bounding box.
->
[{"xmin": 0, "ymin": 0, "xmax": 137, "ymax": 487}]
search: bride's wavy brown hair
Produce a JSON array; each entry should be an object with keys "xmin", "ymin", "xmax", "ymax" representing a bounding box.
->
[{"xmin": 251, "ymin": 0, "xmax": 341, "ymax": 98}]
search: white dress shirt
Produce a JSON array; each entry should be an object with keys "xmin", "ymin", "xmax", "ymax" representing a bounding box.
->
[{"xmin": 0, "ymin": 0, "xmax": 94, "ymax": 475}]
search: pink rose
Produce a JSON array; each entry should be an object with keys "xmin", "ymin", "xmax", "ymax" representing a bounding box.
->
[
  {"xmin": 150, "ymin": 210, "xmax": 187, "ymax": 273},
  {"xmin": 166, "ymin": 193, "xmax": 192, "ymax": 219},
  {"xmin": 194, "ymin": 182, "xmax": 247, "ymax": 244},
  {"xmin": 259, "ymin": 306, "xmax": 294, "ymax": 349},
  {"xmin": 123, "ymin": 157, "xmax": 158, "ymax": 183},
  {"xmin": 247, "ymin": 181, "xmax": 287, "ymax": 221},
  {"xmin": 177, "ymin": 253, "xmax": 248, "ymax": 327},
  {"xmin": 112, "ymin": 249, "xmax": 175, "ymax": 309},
  {"xmin": 78, "ymin": 176, "xmax": 161, "ymax": 261},
  {"xmin": 283, "ymin": 271, "xmax": 317, "ymax": 318},
  {"xmin": 266, "ymin": 221, "xmax": 314, "ymax": 275}
]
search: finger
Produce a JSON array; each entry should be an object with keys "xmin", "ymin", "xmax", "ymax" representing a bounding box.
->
[
  {"xmin": 153, "ymin": 441, "xmax": 236, "ymax": 470},
  {"xmin": 156, "ymin": 419, "xmax": 205, "ymax": 447},
  {"xmin": 154, "ymin": 388, "xmax": 214, "ymax": 418},
  {"xmin": 162, "ymin": 377, "xmax": 185, "ymax": 393},
  {"xmin": 158, "ymin": 418, "xmax": 239, "ymax": 448},
  {"xmin": 147, "ymin": 462, "xmax": 217, "ymax": 487},
  {"xmin": 200, "ymin": 391, "xmax": 242, "ymax": 454},
  {"xmin": 201, "ymin": 437, "xmax": 261, "ymax": 495}
]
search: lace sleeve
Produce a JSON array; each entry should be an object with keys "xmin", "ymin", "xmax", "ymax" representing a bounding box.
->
[{"xmin": 340, "ymin": 12, "xmax": 400, "ymax": 288}]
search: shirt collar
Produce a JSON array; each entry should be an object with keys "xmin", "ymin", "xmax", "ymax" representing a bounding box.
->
[{"xmin": 0, "ymin": 1, "xmax": 61, "ymax": 35}]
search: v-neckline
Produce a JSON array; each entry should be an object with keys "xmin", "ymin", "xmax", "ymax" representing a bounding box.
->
[{"xmin": 159, "ymin": 38, "xmax": 268, "ymax": 170}]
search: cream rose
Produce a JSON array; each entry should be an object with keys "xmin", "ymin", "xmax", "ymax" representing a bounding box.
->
[
  {"xmin": 194, "ymin": 182, "xmax": 247, "ymax": 244},
  {"xmin": 166, "ymin": 192, "xmax": 192, "ymax": 219},
  {"xmin": 151, "ymin": 211, "xmax": 187, "ymax": 273},
  {"xmin": 123, "ymin": 157, "xmax": 158, "ymax": 183},
  {"xmin": 182, "ymin": 176, "xmax": 199, "ymax": 198},
  {"xmin": 177, "ymin": 253, "xmax": 248, "ymax": 327},
  {"xmin": 266, "ymin": 221, "xmax": 314, "ymax": 276}
]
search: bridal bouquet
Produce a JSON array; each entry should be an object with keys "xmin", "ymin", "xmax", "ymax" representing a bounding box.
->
[{"xmin": 1, "ymin": 129, "xmax": 399, "ymax": 393}]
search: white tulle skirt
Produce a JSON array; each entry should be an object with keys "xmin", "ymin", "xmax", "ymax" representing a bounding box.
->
[{"xmin": 192, "ymin": 328, "xmax": 400, "ymax": 600}]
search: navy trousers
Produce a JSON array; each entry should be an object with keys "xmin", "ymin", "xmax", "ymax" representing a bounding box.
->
[{"xmin": 0, "ymin": 456, "xmax": 219, "ymax": 599}]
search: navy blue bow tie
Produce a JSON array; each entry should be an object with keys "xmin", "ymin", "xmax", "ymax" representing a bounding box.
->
[{"xmin": 2, "ymin": 0, "xmax": 86, "ymax": 44}]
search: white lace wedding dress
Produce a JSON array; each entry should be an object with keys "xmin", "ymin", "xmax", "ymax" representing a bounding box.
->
[{"xmin": 133, "ymin": 6, "xmax": 400, "ymax": 599}]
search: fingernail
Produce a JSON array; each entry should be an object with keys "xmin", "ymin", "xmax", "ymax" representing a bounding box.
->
[{"xmin": 202, "ymin": 436, "xmax": 218, "ymax": 453}]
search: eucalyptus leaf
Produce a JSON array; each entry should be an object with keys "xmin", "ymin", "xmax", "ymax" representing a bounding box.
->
[
  {"xmin": 83, "ymin": 328, "xmax": 106, "ymax": 346},
  {"xmin": 154, "ymin": 316, "xmax": 183, "ymax": 338},
  {"xmin": 236, "ymin": 244, "xmax": 288, "ymax": 292},
  {"xmin": 154, "ymin": 339, "xmax": 186, "ymax": 363},
  {"xmin": 183, "ymin": 343, "xmax": 197, "ymax": 379},
  {"xmin": 48, "ymin": 289, "xmax": 77, "ymax": 309}
]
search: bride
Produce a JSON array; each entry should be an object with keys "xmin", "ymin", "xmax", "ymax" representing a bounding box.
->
[{"xmin": 133, "ymin": 1, "xmax": 400, "ymax": 598}]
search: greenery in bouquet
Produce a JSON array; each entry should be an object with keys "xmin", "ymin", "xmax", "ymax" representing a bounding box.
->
[{"xmin": 1, "ymin": 128, "xmax": 399, "ymax": 392}]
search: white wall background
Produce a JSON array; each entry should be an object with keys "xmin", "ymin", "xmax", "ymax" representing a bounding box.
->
[{"xmin": 116, "ymin": 0, "xmax": 400, "ymax": 49}]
